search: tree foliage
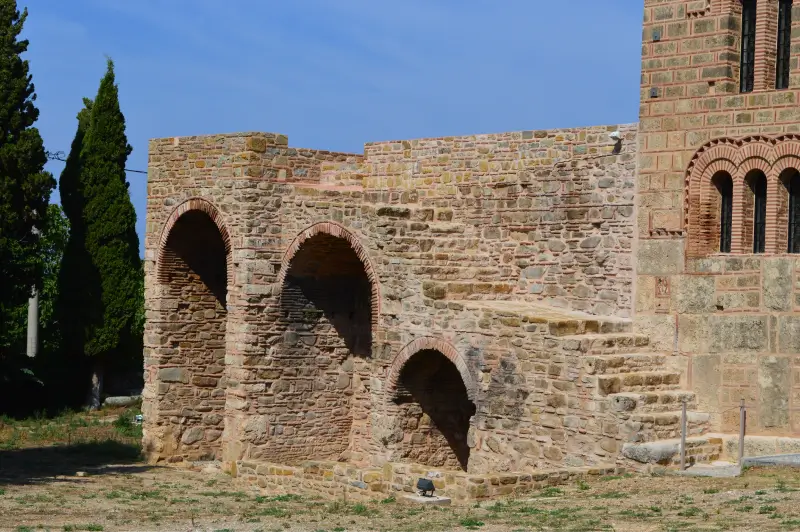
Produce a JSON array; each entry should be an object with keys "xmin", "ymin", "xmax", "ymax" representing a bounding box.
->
[
  {"xmin": 0, "ymin": 0, "xmax": 55, "ymax": 360},
  {"xmin": 56, "ymin": 60, "xmax": 142, "ymax": 407}
]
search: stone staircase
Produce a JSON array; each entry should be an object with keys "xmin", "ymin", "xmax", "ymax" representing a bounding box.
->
[{"xmin": 554, "ymin": 322, "xmax": 713, "ymax": 467}]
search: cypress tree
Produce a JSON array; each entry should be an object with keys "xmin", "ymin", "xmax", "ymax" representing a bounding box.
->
[
  {"xmin": 82, "ymin": 59, "xmax": 141, "ymax": 408},
  {"xmin": 58, "ymin": 60, "xmax": 142, "ymax": 408},
  {"xmin": 0, "ymin": 1, "xmax": 55, "ymax": 366},
  {"xmin": 55, "ymin": 100, "xmax": 94, "ymax": 407}
]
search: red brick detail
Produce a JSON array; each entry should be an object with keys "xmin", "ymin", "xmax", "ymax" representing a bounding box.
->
[
  {"xmin": 385, "ymin": 337, "xmax": 477, "ymax": 402},
  {"xmin": 156, "ymin": 197, "xmax": 234, "ymax": 284},
  {"xmin": 686, "ymin": 135, "xmax": 800, "ymax": 257},
  {"xmin": 277, "ymin": 221, "xmax": 380, "ymax": 330}
]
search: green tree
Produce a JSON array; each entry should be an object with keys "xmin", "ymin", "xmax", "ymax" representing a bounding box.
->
[
  {"xmin": 55, "ymin": 99, "xmax": 94, "ymax": 407},
  {"xmin": 58, "ymin": 60, "xmax": 141, "ymax": 408},
  {"xmin": 0, "ymin": 1, "xmax": 55, "ymax": 371}
]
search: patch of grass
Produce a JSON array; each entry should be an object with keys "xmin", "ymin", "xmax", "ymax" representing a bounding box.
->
[
  {"xmin": 380, "ymin": 496, "xmax": 396, "ymax": 504},
  {"xmin": 776, "ymin": 480, "xmax": 799, "ymax": 493},
  {"xmin": 251, "ymin": 506, "xmax": 289, "ymax": 518},
  {"xmin": 650, "ymin": 506, "xmax": 662, "ymax": 514},
  {"xmin": 459, "ymin": 517, "xmax": 484, "ymax": 529},
  {"xmin": 537, "ymin": 487, "xmax": 563, "ymax": 497},
  {"xmin": 782, "ymin": 519, "xmax": 800, "ymax": 528},
  {"xmin": 130, "ymin": 490, "xmax": 163, "ymax": 500},
  {"xmin": 759, "ymin": 505, "xmax": 778, "ymax": 514},
  {"xmin": 596, "ymin": 491, "xmax": 627, "ymax": 499},
  {"xmin": 703, "ymin": 488, "xmax": 720, "ymax": 494},
  {"xmin": 104, "ymin": 490, "xmax": 123, "ymax": 500},
  {"xmin": 0, "ymin": 488, "xmax": 6, "ymax": 496},
  {"xmin": 755, "ymin": 490, "xmax": 767, "ymax": 495},
  {"xmin": 735, "ymin": 505, "xmax": 754, "ymax": 513},
  {"xmin": 15, "ymin": 526, "xmax": 34, "ymax": 532},
  {"xmin": 351, "ymin": 503, "xmax": 370, "ymax": 516},
  {"xmin": 576, "ymin": 479, "xmax": 591, "ymax": 491},
  {"xmin": 85, "ymin": 526, "xmax": 103, "ymax": 532},
  {"xmin": 332, "ymin": 528, "xmax": 345, "ymax": 532},
  {"xmin": 677, "ymin": 507, "xmax": 703, "ymax": 518}
]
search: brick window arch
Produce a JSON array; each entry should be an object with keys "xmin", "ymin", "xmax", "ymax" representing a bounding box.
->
[{"xmin": 686, "ymin": 136, "xmax": 800, "ymax": 257}]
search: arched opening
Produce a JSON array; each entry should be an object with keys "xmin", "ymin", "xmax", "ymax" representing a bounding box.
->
[
  {"xmin": 156, "ymin": 209, "xmax": 229, "ymax": 461},
  {"xmin": 745, "ymin": 170, "xmax": 767, "ymax": 253},
  {"xmin": 781, "ymin": 168, "xmax": 800, "ymax": 253},
  {"xmin": 270, "ymin": 230, "xmax": 374, "ymax": 463},
  {"xmin": 392, "ymin": 349, "xmax": 476, "ymax": 471},
  {"xmin": 712, "ymin": 171, "xmax": 733, "ymax": 253}
]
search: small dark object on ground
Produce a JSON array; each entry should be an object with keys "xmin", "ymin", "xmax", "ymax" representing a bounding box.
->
[{"xmin": 416, "ymin": 477, "xmax": 435, "ymax": 497}]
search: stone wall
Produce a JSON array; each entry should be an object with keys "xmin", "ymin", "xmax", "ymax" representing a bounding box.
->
[
  {"xmin": 637, "ymin": 0, "xmax": 800, "ymax": 436},
  {"xmin": 143, "ymin": 123, "xmax": 641, "ymax": 475}
]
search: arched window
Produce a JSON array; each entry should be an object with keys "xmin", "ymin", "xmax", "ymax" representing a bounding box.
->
[
  {"xmin": 777, "ymin": 0, "xmax": 793, "ymax": 90},
  {"xmin": 785, "ymin": 170, "xmax": 800, "ymax": 253},
  {"xmin": 741, "ymin": 0, "xmax": 757, "ymax": 93},
  {"xmin": 713, "ymin": 172, "xmax": 734, "ymax": 253},
  {"xmin": 746, "ymin": 171, "xmax": 768, "ymax": 253}
]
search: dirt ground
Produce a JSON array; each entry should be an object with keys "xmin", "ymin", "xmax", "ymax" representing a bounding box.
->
[{"xmin": 5, "ymin": 410, "xmax": 800, "ymax": 531}]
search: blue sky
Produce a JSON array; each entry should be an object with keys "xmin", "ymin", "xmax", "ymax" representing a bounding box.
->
[{"xmin": 21, "ymin": 0, "xmax": 644, "ymax": 256}]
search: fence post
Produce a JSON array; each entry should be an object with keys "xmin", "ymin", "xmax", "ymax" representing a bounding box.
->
[
  {"xmin": 680, "ymin": 399, "xmax": 687, "ymax": 470},
  {"xmin": 739, "ymin": 398, "xmax": 746, "ymax": 466}
]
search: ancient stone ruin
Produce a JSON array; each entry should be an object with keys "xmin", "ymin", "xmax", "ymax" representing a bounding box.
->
[{"xmin": 143, "ymin": 0, "xmax": 800, "ymax": 500}]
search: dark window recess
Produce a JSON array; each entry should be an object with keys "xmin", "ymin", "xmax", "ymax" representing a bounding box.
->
[
  {"xmin": 752, "ymin": 173, "xmax": 767, "ymax": 253},
  {"xmin": 716, "ymin": 173, "xmax": 733, "ymax": 253},
  {"xmin": 777, "ymin": 0, "xmax": 793, "ymax": 90},
  {"xmin": 741, "ymin": 0, "xmax": 757, "ymax": 93},
  {"xmin": 790, "ymin": 172, "xmax": 800, "ymax": 252}
]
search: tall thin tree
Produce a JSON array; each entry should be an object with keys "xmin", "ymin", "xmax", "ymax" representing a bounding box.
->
[
  {"xmin": 58, "ymin": 60, "xmax": 141, "ymax": 408},
  {"xmin": 0, "ymin": 1, "xmax": 55, "ymax": 371}
]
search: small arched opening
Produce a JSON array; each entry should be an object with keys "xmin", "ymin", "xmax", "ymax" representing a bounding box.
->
[
  {"xmin": 781, "ymin": 168, "xmax": 800, "ymax": 253},
  {"xmin": 712, "ymin": 171, "xmax": 733, "ymax": 253},
  {"xmin": 391, "ymin": 349, "xmax": 476, "ymax": 471},
  {"xmin": 744, "ymin": 170, "xmax": 768, "ymax": 253}
]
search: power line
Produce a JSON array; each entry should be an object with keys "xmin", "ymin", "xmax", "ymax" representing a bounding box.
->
[{"xmin": 45, "ymin": 151, "xmax": 147, "ymax": 175}]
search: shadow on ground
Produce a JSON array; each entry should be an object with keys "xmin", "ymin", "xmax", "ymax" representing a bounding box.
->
[{"xmin": 0, "ymin": 440, "xmax": 152, "ymax": 485}]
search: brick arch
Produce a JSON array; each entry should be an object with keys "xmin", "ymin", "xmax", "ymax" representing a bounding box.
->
[
  {"xmin": 386, "ymin": 337, "xmax": 477, "ymax": 402},
  {"xmin": 156, "ymin": 197, "xmax": 234, "ymax": 285},
  {"xmin": 276, "ymin": 221, "xmax": 380, "ymax": 329},
  {"xmin": 733, "ymin": 139, "xmax": 777, "ymax": 168},
  {"xmin": 736, "ymin": 156, "xmax": 772, "ymax": 180}
]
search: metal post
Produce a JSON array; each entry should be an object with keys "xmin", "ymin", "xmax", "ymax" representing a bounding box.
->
[
  {"xmin": 26, "ymin": 286, "xmax": 39, "ymax": 358},
  {"xmin": 680, "ymin": 399, "xmax": 687, "ymax": 470},
  {"xmin": 739, "ymin": 398, "xmax": 746, "ymax": 465}
]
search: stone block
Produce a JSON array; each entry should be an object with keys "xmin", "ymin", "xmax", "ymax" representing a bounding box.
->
[
  {"xmin": 673, "ymin": 275, "xmax": 715, "ymax": 313},
  {"xmin": 759, "ymin": 356, "xmax": 790, "ymax": 429},
  {"xmin": 638, "ymin": 240, "xmax": 684, "ymax": 276},
  {"xmin": 763, "ymin": 259, "xmax": 792, "ymax": 311},
  {"xmin": 778, "ymin": 316, "xmax": 800, "ymax": 353},
  {"xmin": 159, "ymin": 367, "xmax": 189, "ymax": 384}
]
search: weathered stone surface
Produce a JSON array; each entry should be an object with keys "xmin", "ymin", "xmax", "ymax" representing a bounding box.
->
[
  {"xmin": 637, "ymin": 240, "xmax": 683, "ymax": 276},
  {"xmin": 673, "ymin": 275, "xmax": 715, "ymax": 314},
  {"xmin": 763, "ymin": 259, "xmax": 792, "ymax": 311},
  {"xmin": 759, "ymin": 356, "xmax": 790, "ymax": 429},
  {"xmin": 159, "ymin": 368, "xmax": 189, "ymax": 384}
]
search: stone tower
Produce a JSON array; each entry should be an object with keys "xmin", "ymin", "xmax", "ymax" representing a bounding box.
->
[{"xmin": 637, "ymin": 0, "xmax": 800, "ymax": 436}]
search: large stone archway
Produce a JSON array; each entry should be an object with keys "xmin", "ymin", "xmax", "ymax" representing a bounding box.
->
[
  {"xmin": 256, "ymin": 222, "xmax": 378, "ymax": 463},
  {"xmin": 146, "ymin": 198, "xmax": 232, "ymax": 462}
]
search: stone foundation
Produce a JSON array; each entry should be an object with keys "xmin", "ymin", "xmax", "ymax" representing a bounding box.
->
[{"xmin": 233, "ymin": 459, "xmax": 623, "ymax": 502}]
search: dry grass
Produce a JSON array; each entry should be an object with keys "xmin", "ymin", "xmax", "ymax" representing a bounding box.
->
[{"xmin": 4, "ymin": 411, "xmax": 800, "ymax": 531}]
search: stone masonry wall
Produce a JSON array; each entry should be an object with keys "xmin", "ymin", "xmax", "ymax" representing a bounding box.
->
[
  {"xmin": 637, "ymin": 0, "xmax": 800, "ymax": 436},
  {"xmin": 143, "ymin": 124, "xmax": 641, "ymax": 475}
]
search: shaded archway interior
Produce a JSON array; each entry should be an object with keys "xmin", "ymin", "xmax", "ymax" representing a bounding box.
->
[
  {"xmin": 263, "ymin": 232, "xmax": 373, "ymax": 464},
  {"xmin": 393, "ymin": 349, "xmax": 476, "ymax": 472},
  {"xmin": 156, "ymin": 210, "xmax": 229, "ymax": 461}
]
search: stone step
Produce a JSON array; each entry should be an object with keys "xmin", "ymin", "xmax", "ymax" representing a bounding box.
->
[
  {"xmin": 597, "ymin": 371, "xmax": 681, "ymax": 396},
  {"xmin": 607, "ymin": 390, "xmax": 697, "ymax": 413},
  {"xmin": 620, "ymin": 411, "xmax": 712, "ymax": 443},
  {"xmin": 583, "ymin": 353, "xmax": 667, "ymax": 375},
  {"xmin": 621, "ymin": 435, "xmax": 723, "ymax": 466},
  {"xmin": 559, "ymin": 333, "xmax": 650, "ymax": 355}
]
